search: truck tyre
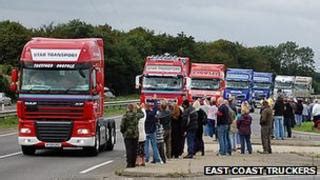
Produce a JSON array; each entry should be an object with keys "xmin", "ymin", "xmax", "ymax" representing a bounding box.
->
[
  {"xmin": 106, "ymin": 120, "xmax": 116, "ymax": 151},
  {"xmin": 21, "ymin": 146, "xmax": 36, "ymax": 155},
  {"xmin": 84, "ymin": 128, "xmax": 100, "ymax": 156}
]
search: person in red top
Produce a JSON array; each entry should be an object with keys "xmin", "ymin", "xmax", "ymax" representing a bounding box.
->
[{"xmin": 237, "ymin": 101, "xmax": 253, "ymax": 154}]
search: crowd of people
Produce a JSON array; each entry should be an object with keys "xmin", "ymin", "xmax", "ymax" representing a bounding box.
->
[{"xmin": 120, "ymin": 95, "xmax": 319, "ymax": 168}]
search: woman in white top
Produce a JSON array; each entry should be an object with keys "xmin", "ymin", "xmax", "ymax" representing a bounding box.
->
[
  {"xmin": 206, "ymin": 99, "xmax": 218, "ymax": 139},
  {"xmin": 136, "ymin": 103, "xmax": 147, "ymax": 166}
]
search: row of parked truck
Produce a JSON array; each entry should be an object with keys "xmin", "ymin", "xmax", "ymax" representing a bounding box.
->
[
  {"xmin": 135, "ymin": 54, "xmax": 313, "ymax": 106},
  {"xmin": 8, "ymin": 38, "xmax": 313, "ymax": 156}
]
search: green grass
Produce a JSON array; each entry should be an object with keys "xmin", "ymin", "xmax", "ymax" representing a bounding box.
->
[
  {"xmin": 104, "ymin": 107, "xmax": 126, "ymax": 117},
  {"xmin": 0, "ymin": 116, "xmax": 18, "ymax": 129},
  {"xmin": 293, "ymin": 121, "xmax": 320, "ymax": 134},
  {"xmin": 108, "ymin": 94, "xmax": 139, "ymax": 102}
]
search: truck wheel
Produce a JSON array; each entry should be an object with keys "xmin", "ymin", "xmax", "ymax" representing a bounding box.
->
[
  {"xmin": 21, "ymin": 146, "xmax": 36, "ymax": 155},
  {"xmin": 84, "ymin": 129, "xmax": 100, "ymax": 156},
  {"xmin": 106, "ymin": 121, "xmax": 116, "ymax": 151}
]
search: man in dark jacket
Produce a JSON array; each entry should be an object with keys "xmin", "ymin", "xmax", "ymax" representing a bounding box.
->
[
  {"xmin": 259, "ymin": 100, "xmax": 273, "ymax": 154},
  {"xmin": 216, "ymin": 98, "xmax": 229, "ymax": 156},
  {"xmin": 121, "ymin": 104, "xmax": 144, "ymax": 168},
  {"xmin": 182, "ymin": 99, "xmax": 198, "ymax": 159},
  {"xmin": 157, "ymin": 102, "xmax": 172, "ymax": 159},
  {"xmin": 284, "ymin": 99, "xmax": 294, "ymax": 138},
  {"xmin": 273, "ymin": 97, "xmax": 285, "ymax": 140},
  {"xmin": 144, "ymin": 103, "xmax": 162, "ymax": 163}
]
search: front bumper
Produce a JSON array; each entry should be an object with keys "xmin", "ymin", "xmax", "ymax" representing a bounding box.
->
[{"xmin": 18, "ymin": 136, "xmax": 95, "ymax": 147}]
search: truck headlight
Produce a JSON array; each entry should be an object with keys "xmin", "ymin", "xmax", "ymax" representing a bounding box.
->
[
  {"xmin": 77, "ymin": 128, "xmax": 90, "ymax": 135},
  {"xmin": 20, "ymin": 128, "xmax": 31, "ymax": 134}
]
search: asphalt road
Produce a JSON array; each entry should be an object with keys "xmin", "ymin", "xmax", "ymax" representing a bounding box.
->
[{"xmin": 0, "ymin": 116, "xmax": 126, "ymax": 180}]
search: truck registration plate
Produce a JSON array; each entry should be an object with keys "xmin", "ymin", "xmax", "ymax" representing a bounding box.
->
[{"xmin": 45, "ymin": 143, "xmax": 62, "ymax": 148}]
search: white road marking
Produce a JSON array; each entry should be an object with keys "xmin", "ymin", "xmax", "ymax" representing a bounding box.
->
[
  {"xmin": 80, "ymin": 160, "xmax": 114, "ymax": 174},
  {"xmin": 0, "ymin": 151, "xmax": 22, "ymax": 159},
  {"xmin": 0, "ymin": 132, "xmax": 17, "ymax": 138}
]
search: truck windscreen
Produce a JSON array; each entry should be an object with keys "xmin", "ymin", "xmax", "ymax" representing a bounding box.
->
[
  {"xmin": 191, "ymin": 78, "xmax": 219, "ymax": 90},
  {"xmin": 294, "ymin": 84, "xmax": 308, "ymax": 90},
  {"xmin": 253, "ymin": 82, "xmax": 271, "ymax": 89},
  {"xmin": 21, "ymin": 68, "xmax": 90, "ymax": 93},
  {"xmin": 275, "ymin": 81, "xmax": 292, "ymax": 89},
  {"xmin": 143, "ymin": 76, "xmax": 182, "ymax": 91},
  {"xmin": 227, "ymin": 81, "xmax": 249, "ymax": 89}
]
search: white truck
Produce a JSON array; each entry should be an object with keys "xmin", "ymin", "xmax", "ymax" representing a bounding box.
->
[
  {"xmin": 294, "ymin": 76, "xmax": 313, "ymax": 98},
  {"xmin": 273, "ymin": 75, "xmax": 295, "ymax": 99}
]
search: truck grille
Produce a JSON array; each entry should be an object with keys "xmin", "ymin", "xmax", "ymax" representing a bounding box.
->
[
  {"xmin": 36, "ymin": 121, "xmax": 73, "ymax": 142},
  {"xmin": 25, "ymin": 101, "xmax": 84, "ymax": 119}
]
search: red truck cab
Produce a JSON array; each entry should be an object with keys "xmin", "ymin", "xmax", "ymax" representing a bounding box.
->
[
  {"xmin": 136, "ymin": 54, "xmax": 190, "ymax": 105},
  {"xmin": 188, "ymin": 63, "xmax": 225, "ymax": 101},
  {"xmin": 11, "ymin": 38, "xmax": 116, "ymax": 156}
]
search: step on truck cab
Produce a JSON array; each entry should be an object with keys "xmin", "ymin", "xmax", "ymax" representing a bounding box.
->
[
  {"xmin": 189, "ymin": 63, "xmax": 225, "ymax": 101},
  {"xmin": 294, "ymin": 76, "xmax": 313, "ymax": 98},
  {"xmin": 273, "ymin": 75, "xmax": 295, "ymax": 99},
  {"xmin": 224, "ymin": 68, "xmax": 253, "ymax": 105},
  {"xmin": 135, "ymin": 54, "xmax": 190, "ymax": 105},
  {"xmin": 10, "ymin": 38, "xmax": 116, "ymax": 156},
  {"xmin": 252, "ymin": 72, "xmax": 273, "ymax": 106}
]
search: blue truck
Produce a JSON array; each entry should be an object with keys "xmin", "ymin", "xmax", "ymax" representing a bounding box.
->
[
  {"xmin": 252, "ymin": 72, "xmax": 273, "ymax": 106},
  {"xmin": 224, "ymin": 68, "xmax": 254, "ymax": 105}
]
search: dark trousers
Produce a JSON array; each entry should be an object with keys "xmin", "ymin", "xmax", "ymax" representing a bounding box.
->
[
  {"xmin": 163, "ymin": 129, "xmax": 172, "ymax": 159},
  {"xmin": 261, "ymin": 126, "xmax": 272, "ymax": 153},
  {"xmin": 239, "ymin": 135, "xmax": 252, "ymax": 154},
  {"xmin": 157, "ymin": 142, "xmax": 166, "ymax": 163},
  {"xmin": 186, "ymin": 129, "xmax": 196, "ymax": 156},
  {"xmin": 284, "ymin": 118, "xmax": 292, "ymax": 138},
  {"xmin": 124, "ymin": 138, "xmax": 138, "ymax": 167}
]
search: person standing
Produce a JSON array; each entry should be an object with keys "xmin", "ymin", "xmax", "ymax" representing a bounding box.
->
[
  {"xmin": 312, "ymin": 100, "xmax": 320, "ymax": 127},
  {"xmin": 136, "ymin": 103, "xmax": 147, "ymax": 166},
  {"xmin": 284, "ymin": 99, "xmax": 294, "ymax": 138},
  {"xmin": 169, "ymin": 103, "xmax": 184, "ymax": 158},
  {"xmin": 302, "ymin": 100, "xmax": 309, "ymax": 122},
  {"xmin": 156, "ymin": 121, "xmax": 166, "ymax": 163},
  {"xmin": 295, "ymin": 100, "xmax": 304, "ymax": 126},
  {"xmin": 237, "ymin": 102, "xmax": 253, "ymax": 154},
  {"xmin": 120, "ymin": 104, "xmax": 144, "ymax": 168},
  {"xmin": 273, "ymin": 97, "xmax": 285, "ymax": 140},
  {"xmin": 144, "ymin": 103, "xmax": 162, "ymax": 164},
  {"xmin": 207, "ymin": 99, "xmax": 218, "ymax": 140},
  {"xmin": 193, "ymin": 100, "xmax": 207, "ymax": 156},
  {"xmin": 259, "ymin": 101, "xmax": 273, "ymax": 154},
  {"xmin": 157, "ymin": 102, "xmax": 172, "ymax": 159},
  {"xmin": 182, "ymin": 99, "xmax": 198, "ymax": 159},
  {"xmin": 216, "ymin": 97, "xmax": 229, "ymax": 156}
]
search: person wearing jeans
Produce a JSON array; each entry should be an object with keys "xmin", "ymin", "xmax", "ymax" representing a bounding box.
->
[
  {"xmin": 144, "ymin": 103, "xmax": 162, "ymax": 163},
  {"xmin": 182, "ymin": 99, "xmax": 198, "ymax": 159},
  {"xmin": 144, "ymin": 133, "xmax": 162, "ymax": 163},
  {"xmin": 237, "ymin": 101, "xmax": 253, "ymax": 154},
  {"xmin": 295, "ymin": 100, "xmax": 304, "ymax": 126},
  {"xmin": 217, "ymin": 124, "xmax": 229, "ymax": 155},
  {"xmin": 216, "ymin": 98, "xmax": 230, "ymax": 156},
  {"xmin": 273, "ymin": 97, "xmax": 285, "ymax": 140}
]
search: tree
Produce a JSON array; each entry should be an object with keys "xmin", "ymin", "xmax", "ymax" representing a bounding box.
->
[{"xmin": 0, "ymin": 21, "xmax": 31, "ymax": 66}]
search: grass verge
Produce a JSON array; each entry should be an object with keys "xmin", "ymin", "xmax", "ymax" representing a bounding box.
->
[
  {"xmin": 104, "ymin": 107, "xmax": 126, "ymax": 117},
  {"xmin": 293, "ymin": 121, "xmax": 320, "ymax": 134},
  {"xmin": 108, "ymin": 94, "xmax": 139, "ymax": 102},
  {"xmin": 0, "ymin": 116, "xmax": 18, "ymax": 129}
]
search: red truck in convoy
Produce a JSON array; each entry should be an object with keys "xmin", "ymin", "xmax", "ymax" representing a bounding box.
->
[
  {"xmin": 188, "ymin": 63, "xmax": 225, "ymax": 101},
  {"xmin": 135, "ymin": 54, "xmax": 190, "ymax": 105},
  {"xmin": 10, "ymin": 38, "xmax": 116, "ymax": 156}
]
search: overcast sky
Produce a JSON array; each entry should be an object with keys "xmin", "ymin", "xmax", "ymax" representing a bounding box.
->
[{"xmin": 1, "ymin": 0, "xmax": 319, "ymax": 70}]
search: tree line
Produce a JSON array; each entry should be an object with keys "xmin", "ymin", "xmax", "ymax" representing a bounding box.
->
[{"xmin": 0, "ymin": 19, "xmax": 319, "ymax": 98}]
